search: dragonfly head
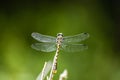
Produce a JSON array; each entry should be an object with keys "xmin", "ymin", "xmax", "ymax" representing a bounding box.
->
[
  {"xmin": 56, "ymin": 33, "xmax": 64, "ymax": 45},
  {"xmin": 57, "ymin": 33, "xmax": 63, "ymax": 37}
]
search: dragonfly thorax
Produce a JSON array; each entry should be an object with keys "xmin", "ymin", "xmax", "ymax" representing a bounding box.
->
[{"xmin": 56, "ymin": 33, "xmax": 63, "ymax": 45}]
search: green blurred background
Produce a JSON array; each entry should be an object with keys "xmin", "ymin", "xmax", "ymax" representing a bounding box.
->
[{"xmin": 0, "ymin": 0, "xmax": 120, "ymax": 80}]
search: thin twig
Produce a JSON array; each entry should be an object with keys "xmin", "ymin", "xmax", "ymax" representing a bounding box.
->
[
  {"xmin": 36, "ymin": 61, "xmax": 52, "ymax": 80},
  {"xmin": 59, "ymin": 69, "xmax": 68, "ymax": 80}
]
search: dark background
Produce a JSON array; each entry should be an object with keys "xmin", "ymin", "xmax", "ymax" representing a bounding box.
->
[{"xmin": 0, "ymin": 0, "xmax": 120, "ymax": 80}]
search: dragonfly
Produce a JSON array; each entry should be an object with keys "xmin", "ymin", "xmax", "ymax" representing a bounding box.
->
[{"xmin": 31, "ymin": 32, "xmax": 89, "ymax": 80}]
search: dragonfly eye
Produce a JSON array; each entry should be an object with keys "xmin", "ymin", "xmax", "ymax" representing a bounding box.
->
[{"xmin": 57, "ymin": 33, "xmax": 63, "ymax": 37}]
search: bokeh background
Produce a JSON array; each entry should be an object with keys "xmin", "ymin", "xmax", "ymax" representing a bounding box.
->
[{"xmin": 0, "ymin": 0, "xmax": 120, "ymax": 80}]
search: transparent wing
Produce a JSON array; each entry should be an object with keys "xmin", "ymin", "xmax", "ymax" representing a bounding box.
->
[
  {"xmin": 61, "ymin": 43, "xmax": 88, "ymax": 52},
  {"xmin": 31, "ymin": 43, "xmax": 56, "ymax": 52},
  {"xmin": 63, "ymin": 33, "xmax": 89, "ymax": 43},
  {"xmin": 31, "ymin": 32, "xmax": 56, "ymax": 42}
]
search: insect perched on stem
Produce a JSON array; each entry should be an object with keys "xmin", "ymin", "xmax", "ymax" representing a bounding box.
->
[{"xmin": 31, "ymin": 32, "xmax": 89, "ymax": 80}]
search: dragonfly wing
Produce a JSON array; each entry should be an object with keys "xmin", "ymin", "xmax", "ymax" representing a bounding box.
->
[
  {"xmin": 31, "ymin": 43, "xmax": 56, "ymax": 52},
  {"xmin": 61, "ymin": 43, "xmax": 88, "ymax": 53},
  {"xmin": 31, "ymin": 32, "xmax": 56, "ymax": 42},
  {"xmin": 63, "ymin": 33, "xmax": 89, "ymax": 43}
]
